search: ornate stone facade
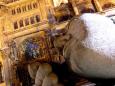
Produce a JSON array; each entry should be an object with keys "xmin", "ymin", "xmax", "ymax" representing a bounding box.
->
[
  {"xmin": 0, "ymin": 0, "xmax": 112, "ymax": 85},
  {"xmin": 0, "ymin": 0, "xmax": 54, "ymax": 85}
]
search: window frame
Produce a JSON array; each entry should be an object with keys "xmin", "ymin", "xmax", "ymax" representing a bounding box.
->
[
  {"xmin": 19, "ymin": 20, "xmax": 24, "ymax": 27},
  {"xmin": 14, "ymin": 21, "xmax": 18, "ymax": 29},
  {"xmin": 30, "ymin": 16, "xmax": 35, "ymax": 24}
]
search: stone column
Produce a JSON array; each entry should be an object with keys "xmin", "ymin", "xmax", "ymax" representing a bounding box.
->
[
  {"xmin": 92, "ymin": 0, "xmax": 103, "ymax": 12},
  {"xmin": 69, "ymin": 0, "xmax": 79, "ymax": 15},
  {"xmin": 1, "ymin": 47, "xmax": 20, "ymax": 86}
]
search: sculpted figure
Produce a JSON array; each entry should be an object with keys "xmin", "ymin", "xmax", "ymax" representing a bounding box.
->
[
  {"xmin": 28, "ymin": 62, "xmax": 40, "ymax": 79},
  {"xmin": 32, "ymin": 63, "xmax": 52, "ymax": 86},
  {"xmin": 54, "ymin": 13, "xmax": 115, "ymax": 78}
]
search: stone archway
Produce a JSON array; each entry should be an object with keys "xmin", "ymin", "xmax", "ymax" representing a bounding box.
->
[
  {"xmin": 1, "ymin": 31, "xmax": 47, "ymax": 86},
  {"xmin": 13, "ymin": 31, "xmax": 49, "ymax": 86},
  {"xmin": 13, "ymin": 36, "xmax": 42, "ymax": 86}
]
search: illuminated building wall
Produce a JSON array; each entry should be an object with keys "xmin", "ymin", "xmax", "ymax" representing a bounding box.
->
[
  {"xmin": 53, "ymin": 0, "xmax": 68, "ymax": 7},
  {"xmin": 0, "ymin": 0, "xmax": 53, "ymax": 64}
]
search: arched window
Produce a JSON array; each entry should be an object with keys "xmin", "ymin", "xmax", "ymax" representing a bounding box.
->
[
  {"xmin": 30, "ymin": 4, "xmax": 32, "ymax": 9},
  {"xmin": 25, "ymin": 18, "xmax": 29, "ymax": 26},
  {"xmin": 22, "ymin": 6, "xmax": 27, "ymax": 12},
  {"xmin": 0, "ymin": 6, "xmax": 2, "ymax": 9},
  {"xmin": 35, "ymin": 15, "xmax": 40, "ymax": 22},
  {"xmin": 17, "ymin": 8, "xmax": 21, "ymax": 13},
  {"xmin": 33, "ymin": 3, "xmax": 38, "ymax": 8},
  {"xmin": 12, "ymin": 9, "xmax": 16, "ymax": 15},
  {"xmin": 28, "ymin": 4, "xmax": 32, "ymax": 10},
  {"xmin": 19, "ymin": 20, "xmax": 24, "ymax": 27},
  {"xmin": 30, "ymin": 17, "xmax": 35, "ymax": 24},
  {"xmin": 14, "ymin": 21, "xmax": 18, "ymax": 29}
]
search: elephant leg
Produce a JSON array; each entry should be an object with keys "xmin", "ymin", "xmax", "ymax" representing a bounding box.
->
[
  {"xmin": 28, "ymin": 62, "xmax": 40, "ymax": 79},
  {"xmin": 42, "ymin": 73, "xmax": 58, "ymax": 86},
  {"xmin": 34, "ymin": 63, "xmax": 52, "ymax": 86}
]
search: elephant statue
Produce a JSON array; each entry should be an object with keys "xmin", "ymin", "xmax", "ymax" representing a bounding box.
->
[{"xmin": 54, "ymin": 13, "xmax": 115, "ymax": 78}]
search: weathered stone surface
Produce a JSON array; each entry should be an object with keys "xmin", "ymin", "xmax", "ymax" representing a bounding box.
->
[{"xmin": 55, "ymin": 13, "xmax": 115, "ymax": 78}]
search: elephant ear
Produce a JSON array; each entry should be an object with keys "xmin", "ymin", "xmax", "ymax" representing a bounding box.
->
[{"xmin": 66, "ymin": 16, "xmax": 87, "ymax": 41}]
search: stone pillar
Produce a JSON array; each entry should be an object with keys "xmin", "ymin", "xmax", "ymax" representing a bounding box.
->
[
  {"xmin": 69, "ymin": 0, "xmax": 79, "ymax": 15},
  {"xmin": 92, "ymin": 0, "xmax": 103, "ymax": 12},
  {"xmin": 1, "ymin": 47, "xmax": 20, "ymax": 86}
]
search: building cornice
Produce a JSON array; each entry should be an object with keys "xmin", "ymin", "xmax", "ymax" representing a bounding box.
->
[{"xmin": 6, "ymin": 0, "xmax": 37, "ymax": 7}]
